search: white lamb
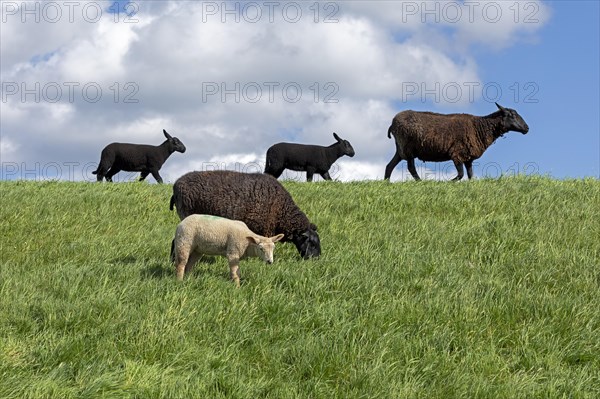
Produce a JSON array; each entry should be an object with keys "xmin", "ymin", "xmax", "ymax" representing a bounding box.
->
[{"xmin": 171, "ymin": 214, "xmax": 284, "ymax": 287}]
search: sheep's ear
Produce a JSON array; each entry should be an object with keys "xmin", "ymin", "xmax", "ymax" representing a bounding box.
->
[
  {"xmin": 163, "ymin": 129, "xmax": 173, "ymax": 140},
  {"xmin": 333, "ymin": 132, "xmax": 342, "ymax": 142},
  {"xmin": 310, "ymin": 223, "xmax": 318, "ymax": 231},
  {"xmin": 271, "ymin": 234, "xmax": 284, "ymax": 243},
  {"xmin": 495, "ymin": 102, "xmax": 506, "ymax": 112},
  {"xmin": 301, "ymin": 231, "xmax": 311, "ymax": 238},
  {"xmin": 246, "ymin": 236, "xmax": 260, "ymax": 245}
]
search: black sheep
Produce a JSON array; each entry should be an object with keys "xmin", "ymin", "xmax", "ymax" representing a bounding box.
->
[
  {"xmin": 384, "ymin": 103, "xmax": 529, "ymax": 181},
  {"xmin": 170, "ymin": 170, "xmax": 321, "ymax": 259},
  {"xmin": 92, "ymin": 129, "xmax": 186, "ymax": 183},
  {"xmin": 264, "ymin": 132, "xmax": 355, "ymax": 182}
]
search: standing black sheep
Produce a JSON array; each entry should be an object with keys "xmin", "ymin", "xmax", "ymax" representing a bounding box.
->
[
  {"xmin": 170, "ymin": 171, "xmax": 321, "ymax": 259},
  {"xmin": 93, "ymin": 129, "xmax": 186, "ymax": 183},
  {"xmin": 264, "ymin": 132, "xmax": 355, "ymax": 182},
  {"xmin": 384, "ymin": 103, "xmax": 529, "ymax": 181}
]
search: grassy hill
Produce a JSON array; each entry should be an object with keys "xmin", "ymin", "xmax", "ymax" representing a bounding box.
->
[{"xmin": 1, "ymin": 177, "xmax": 599, "ymax": 398}]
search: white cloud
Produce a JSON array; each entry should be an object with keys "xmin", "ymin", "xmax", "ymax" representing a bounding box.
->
[
  {"xmin": 1, "ymin": 136, "xmax": 19, "ymax": 158},
  {"xmin": 341, "ymin": 0, "xmax": 551, "ymax": 51},
  {"xmin": 58, "ymin": 18, "xmax": 146, "ymax": 83},
  {"xmin": 109, "ymin": 117, "xmax": 173, "ymax": 142}
]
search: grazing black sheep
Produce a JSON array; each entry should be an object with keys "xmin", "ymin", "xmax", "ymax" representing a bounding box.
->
[
  {"xmin": 384, "ymin": 103, "xmax": 529, "ymax": 181},
  {"xmin": 170, "ymin": 170, "xmax": 321, "ymax": 259},
  {"xmin": 264, "ymin": 132, "xmax": 355, "ymax": 182},
  {"xmin": 93, "ymin": 129, "xmax": 186, "ymax": 183}
]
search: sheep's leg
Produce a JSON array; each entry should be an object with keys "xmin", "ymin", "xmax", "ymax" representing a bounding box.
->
[
  {"xmin": 406, "ymin": 158, "xmax": 421, "ymax": 181},
  {"xmin": 265, "ymin": 165, "xmax": 284, "ymax": 178},
  {"xmin": 105, "ymin": 167, "xmax": 120, "ymax": 182},
  {"xmin": 139, "ymin": 171, "xmax": 149, "ymax": 181},
  {"xmin": 320, "ymin": 171, "xmax": 332, "ymax": 181},
  {"xmin": 228, "ymin": 258, "xmax": 241, "ymax": 288},
  {"xmin": 175, "ymin": 256, "xmax": 187, "ymax": 281},
  {"xmin": 150, "ymin": 170, "xmax": 163, "ymax": 184},
  {"xmin": 465, "ymin": 161, "xmax": 474, "ymax": 180},
  {"xmin": 384, "ymin": 152, "xmax": 402, "ymax": 180},
  {"xmin": 306, "ymin": 169, "xmax": 315, "ymax": 182},
  {"xmin": 272, "ymin": 169, "xmax": 285, "ymax": 179},
  {"xmin": 452, "ymin": 160, "xmax": 464, "ymax": 181},
  {"xmin": 175, "ymin": 251, "xmax": 199, "ymax": 281},
  {"xmin": 95, "ymin": 162, "xmax": 110, "ymax": 182},
  {"xmin": 184, "ymin": 252, "xmax": 200, "ymax": 276}
]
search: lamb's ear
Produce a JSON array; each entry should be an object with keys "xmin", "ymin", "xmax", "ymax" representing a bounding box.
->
[
  {"xmin": 270, "ymin": 234, "xmax": 284, "ymax": 243},
  {"xmin": 495, "ymin": 102, "xmax": 506, "ymax": 112},
  {"xmin": 246, "ymin": 236, "xmax": 260, "ymax": 245},
  {"xmin": 310, "ymin": 223, "xmax": 318, "ymax": 231},
  {"xmin": 163, "ymin": 129, "xmax": 173, "ymax": 140},
  {"xmin": 333, "ymin": 132, "xmax": 342, "ymax": 142}
]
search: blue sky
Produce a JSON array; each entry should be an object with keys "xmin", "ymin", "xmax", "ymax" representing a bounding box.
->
[
  {"xmin": 473, "ymin": 1, "xmax": 599, "ymax": 178},
  {"xmin": 1, "ymin": 1, "xmax": 598, "ymax": 181}
]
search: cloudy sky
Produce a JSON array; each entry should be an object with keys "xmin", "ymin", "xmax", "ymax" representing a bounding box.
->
[{"xmin": 1, "ymin": 0, "xmax": 598, "ymax": 182}]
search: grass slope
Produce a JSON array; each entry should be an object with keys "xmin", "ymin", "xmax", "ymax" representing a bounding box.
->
[{"xmin": 1, "ymin": 177, "xmax": 599, "ymax": 398}]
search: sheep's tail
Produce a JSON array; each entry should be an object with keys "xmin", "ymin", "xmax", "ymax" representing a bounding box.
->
[
  {"xmin": 169, "ymin": 195, "xmax": 175, "ymax": 211},
  {"xmin": 92, "ymin": 170, "xmax": 98, "ymax": 175},
  {"xmin": 170, "ymin": 239, "xmax": 175, "ymax": 263},
  {"xmin": 387, "ymin": 124, "xmax": 394, "ymax": 139}
]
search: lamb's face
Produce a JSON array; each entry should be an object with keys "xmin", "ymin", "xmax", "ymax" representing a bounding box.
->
[
  {"xmin": 342, "ymin": 140, "xmax": 355, "ymax": 157},
  {"xmin": 255, "ymin": 241, "xmax": 276, "ymax": 264},
  {"xmin": 334, "ymin": 132, "xmax": 355, "ymax": 157},
  {"xmin": 170, "ymin": 137, "xmax": 187, "ymax": 153},
  {"xmin": 249, "ymin": 234, "xmax": 284, "ymax": 264},
  {"xmin": 164, "ymin": 129, "xmax": 187, "ymax": 153}
]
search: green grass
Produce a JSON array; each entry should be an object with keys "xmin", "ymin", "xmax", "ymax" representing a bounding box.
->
[{"xmin": 1, "ymin": 177, "xmax": 599, "ymax": 398}]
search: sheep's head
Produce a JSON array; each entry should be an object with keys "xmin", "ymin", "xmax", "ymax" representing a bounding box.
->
[
  {"xmin": 495, "ymin": 103, "xmax": 529, "ymax": 134},
  {"xmin": 293, "ymin": 224, "xmax": 321, "ymax": 260},
  {"xmin": 164, "ymin": 129, "xmax": 187, "ymax": 153},
  {"xmin": 247, "ymin": 234, "xmax": 285, "ymax": 264},
  {"xmin": 333, "ymin": 133, "xmax": 355, "ymax": 157}
]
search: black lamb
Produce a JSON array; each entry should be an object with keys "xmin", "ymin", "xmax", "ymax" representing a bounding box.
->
[
  {"xmin": 92, "ymin": 129, "xmax": 186, "ymax": 183},
  {"xmin": 170, "ymin": 170, "xmax": 321, "ymax": 259},
  {"xmin": 264, "ymin": 132, "xmax": 355, "ymax": 182},
  {"xmin": 384, "ymin": 103, "xmax": 529, "ymax": 181}
]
